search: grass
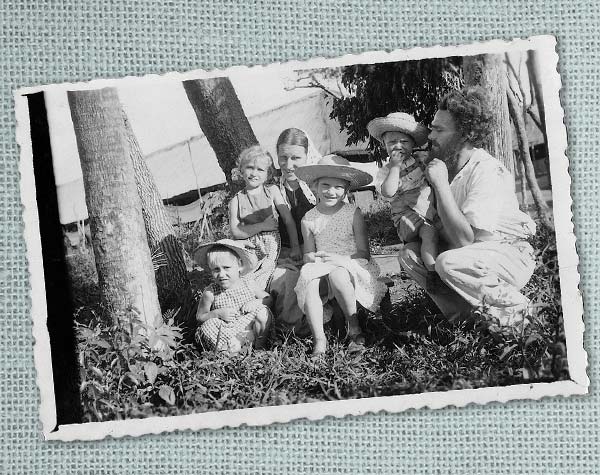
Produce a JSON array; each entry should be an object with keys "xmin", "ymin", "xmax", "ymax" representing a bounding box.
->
[{"xmin": 69, "ymin": 196, "xmax": 568, "ymax": 422}]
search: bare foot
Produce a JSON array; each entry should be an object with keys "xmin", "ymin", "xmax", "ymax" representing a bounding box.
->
[{"xmin": 312, "ymin": 338, "xmax": 327, "ymax": 355}]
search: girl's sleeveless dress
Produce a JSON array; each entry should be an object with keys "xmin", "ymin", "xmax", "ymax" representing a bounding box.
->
[
  {"xmin": 196, "ymin": 279, "xmax": 273, "ymax": 352},
  {"xmin": 236, "ymin": 185, "xmax": 281, "ymax": 290},
  {"xmin": 294, "ymin": 203, "xmax": 386, "ymax": 313}
]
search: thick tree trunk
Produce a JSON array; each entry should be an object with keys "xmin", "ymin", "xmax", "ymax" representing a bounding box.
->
[
  {"xmin": 122, "ymin": 112, "xmax": 196, "ymax": 337},
  {"xmin": 506, "ymin": 88, "xmax": 554, "ymax": 229},
  {"xmin": 183, "ymin": 78, "xmax": 258, "ymax": 187},
  {"xmin": 68, "ymin": 88, "xmax": 161, "ymax": 327},
  {"xmin": 463, "ymin": 54, "xmax": 514, "ymax": 175}
]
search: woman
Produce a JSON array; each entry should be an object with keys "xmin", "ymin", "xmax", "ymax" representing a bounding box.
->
[{"xmin": 269, "ymin": 128, "xmax": 320, "ymax": 335}]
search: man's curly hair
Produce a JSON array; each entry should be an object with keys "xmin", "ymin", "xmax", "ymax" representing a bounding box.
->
[{"xmin": 438, "ymin": 86, "xmax": 496, "ymax": 147}]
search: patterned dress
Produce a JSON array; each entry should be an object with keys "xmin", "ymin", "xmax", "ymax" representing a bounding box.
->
[
  {"xmin": 236, "ymin": 185, "xmax": 281, "ymax": 290},
  {"xmin": 196, "ymin": 279, "xmax": 273, "ymax": 352},
  {"xmin": 294, "ymin": 203, "xmax": 386, "ymax": 313}
]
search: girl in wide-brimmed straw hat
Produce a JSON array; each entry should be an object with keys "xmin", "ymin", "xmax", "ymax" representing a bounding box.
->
[
  {"xmin": 293, "ymin": 155, "xmax": 387, "ymax": 355},
  {"xmin": 367, "ymin": 112, "xmax": 439, "ymax": 289},
  {"xmin": 193, "ymin": 239, "xmax": 273, "ymax": 353}
]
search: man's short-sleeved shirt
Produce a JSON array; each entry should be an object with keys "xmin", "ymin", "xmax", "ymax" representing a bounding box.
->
[{"xmin": 450, "ymin": 148, "xmax": 536, "ymax": 242}]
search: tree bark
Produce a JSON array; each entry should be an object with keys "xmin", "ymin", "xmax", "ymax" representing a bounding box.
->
[
  {"xmin": 182, "ymin": 78, "xmax": 258, "ymax": 187},
  {"xmin": 68, "ymin": 88, "xmax": 162, "ymax": 327},
  {"xmin": 526, "ymin": 50, "xmax": 547, "ymax": 142},
  {"xmin": 122, "ymin": 111, "xmax": 196, "ymax": 336},
  {"xmin": 463, "ymin": 54, "xmax": 514, "ymax": 174},
  {"xmin": 506, "ymin": 88, "xmax": 554, "ymax": 229}
]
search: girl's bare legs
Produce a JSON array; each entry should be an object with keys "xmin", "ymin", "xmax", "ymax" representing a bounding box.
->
[
  {"xmin": 328, "ymin": 267, "xmax": 363, "ymax": 343},
  {"xmin": 253, "ymin": 306, "xmax": 272, "ymax": 349},
  {"xmin": 304, "ymin": 279, "xmax": 327, "ymax": 354},
  {"xmin": 419, "ymin": 223, "xmax": 438, "ymax": 271}
]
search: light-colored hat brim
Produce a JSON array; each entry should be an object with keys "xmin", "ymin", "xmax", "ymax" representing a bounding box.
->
[
  {"xmin": 295, "ymin": 164, "xmax": 373, "ymax": 190},
  {"xmin": 367, "ymin": 117, "xmax": 429, "ymax": 146},
  {"xmin": 193, "ymin": 239, "xmax": 257, "ymax": 276}
]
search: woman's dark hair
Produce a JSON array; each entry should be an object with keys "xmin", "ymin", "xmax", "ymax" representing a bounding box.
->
[
  {"xmin": 438, "ymin": 86, "xmax": 496, "ymax": 147},
  {"xmin": 276, "ymin": 128, "xmax": 309, "ymax": 152}
]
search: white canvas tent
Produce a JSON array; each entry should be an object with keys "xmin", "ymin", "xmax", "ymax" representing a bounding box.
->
[{"xmin": 48, "ymin": 82, "xmax": 371, "ymax": 225}]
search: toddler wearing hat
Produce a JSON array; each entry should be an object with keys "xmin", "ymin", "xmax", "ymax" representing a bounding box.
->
[
  {"xmin": 194, "ymin": 239, "xmax": 273, "ymax": 353},
  {"xmin": 367, "ymin": 112, "xmax": 438, "ymax": 287}
]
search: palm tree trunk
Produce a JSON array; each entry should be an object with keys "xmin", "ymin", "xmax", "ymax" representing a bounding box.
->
[
  {"xmin": 122, "ymin": 111, "xmax": 196, "ymax": 338},
  {"xmin": 68, "ymin": 87, "xmax": 161, "ymax": 327},
  {"xmin": 506, "ymin": 88, "xmax": 554, "ymax": 229},
  {"xmin": 183, "ymin": 77, "xmax": 258, "ymax": 187},
  {"xmin": 463, "ymin": 54, "xmax": 514, "ymax": 175}
]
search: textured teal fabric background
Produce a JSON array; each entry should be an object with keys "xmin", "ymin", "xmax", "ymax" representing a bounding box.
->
[{"xmin": 2, "ymin": 1, "xmax": 598, "ymax": 473}]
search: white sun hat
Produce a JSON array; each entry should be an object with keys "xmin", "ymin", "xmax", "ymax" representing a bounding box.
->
[
  {"xmin": 294, "ymin": 154, "xmax": 373, "ymax": 190},
  {"xmin": 366, "ymin": 112, "xmax": 430, "ymax": 147},
  {"xmin": 193, "ymin": 239, "xmax": 257, "ymax": 276}
]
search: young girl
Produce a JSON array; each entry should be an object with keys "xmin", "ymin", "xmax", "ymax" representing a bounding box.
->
[
  {"xmin": 294, "ymin": 155, "xmax": 387, "ymax": 355},
  {"xmin": 194, "ymin": 239, "xmax": 273, "ymax": 352},
  {"xmin": 229, "ymin": 145, "xmax": 302, "ymax": 290},
  {"xmin": 367, "ymin": 112, "xmax": 439, "ymax": 289}
]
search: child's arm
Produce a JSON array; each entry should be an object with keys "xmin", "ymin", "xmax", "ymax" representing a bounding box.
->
[
  {"xmin": 380, "ymin": 164, "xmax": 401, "ymax": 198},
  {"xmin": 271, "ymin": 186, "xmax": 302, "ymax": 259},
  {"xmin": 229, "ymin": 195, "xmax": 275, "ymax": 239},
  {"xmin": 241, "ymin": 280, "xmax": 273, "ymax": 313},
  {"xmin": 196, "ymin": 290, "xmax": 236, "ymax": 323},
  {"xmin": 196, "ymin": 290, "xmax": 215, "ymax": 323},
  {"xmin": 301, "ymin": 218, "xmax": 317, "ymax": 264},
  {"xmin": 351, "ymin": 207, "xmax": 371, "ymax": 260}
]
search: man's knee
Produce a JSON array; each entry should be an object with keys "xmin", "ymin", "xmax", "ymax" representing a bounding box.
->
[{"xmin": 435, "ymin": 249, "xmax": 460, "ymax": 280}]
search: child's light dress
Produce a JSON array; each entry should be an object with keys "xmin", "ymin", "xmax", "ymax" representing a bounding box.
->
[
  {"xmin": 196, "ymin": 279, "xmax": 273, "ymax": 352},
  {"xmin": 294, "ymin": 203, "xmax": 386, "ymax": 313},
  {"xmin": 235, "ymin": 185, "xmax": 281, "ymax": 290}
]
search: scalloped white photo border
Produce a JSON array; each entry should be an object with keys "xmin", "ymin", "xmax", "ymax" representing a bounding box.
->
[{"xmin": 15, "ymin": 34, "xmax": 587, "ymax": 442}]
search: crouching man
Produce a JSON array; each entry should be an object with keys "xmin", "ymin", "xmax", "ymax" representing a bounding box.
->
[{"xmin": 399, "ymin": 86, "xmax": 538, "ymax": 328}]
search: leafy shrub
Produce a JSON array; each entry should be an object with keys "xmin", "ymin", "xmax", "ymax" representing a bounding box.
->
[
  {"xmin": 73, "ymin": 208, "xmax": 568, "ymax": 421},
  {"xmin": 77, "ymin": 308, "xmax": 183, "ymax": 421}
]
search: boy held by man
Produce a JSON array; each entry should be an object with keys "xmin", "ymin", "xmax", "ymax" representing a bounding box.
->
[{"xmin": 367, "ymin": 112, "xmax": 439, "ymax": 290}]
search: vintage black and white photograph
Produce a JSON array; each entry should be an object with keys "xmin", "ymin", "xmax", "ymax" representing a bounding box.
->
[{"xmin": 17, "ymin": 35, "xmax": 586, "ymax": 441}]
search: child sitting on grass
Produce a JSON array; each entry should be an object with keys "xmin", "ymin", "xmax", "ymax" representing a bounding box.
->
[
  {"xmin": 194, "ymin": 239, "xmax": 273, "ymax": 353},
  {"xmin": 367, "ymin": 112, "xmax": 439, "ymax": 290},
  {"xmin": 229, "ymin": 145, "xmax": 302, "ymax": 290},
  {"xmin": 294, "ymin": 155, "xmax": 387, "ymax": 355}
]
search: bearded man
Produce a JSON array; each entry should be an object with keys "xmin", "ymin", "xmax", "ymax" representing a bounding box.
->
[{"xmin": 398, "ymin": 86, "xmax": 538, "ymax": 327}]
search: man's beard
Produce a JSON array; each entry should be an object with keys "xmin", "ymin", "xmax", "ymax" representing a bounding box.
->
[{"xmin": 429, "ymin": 138, "xmax": 463, "ymax": 171}]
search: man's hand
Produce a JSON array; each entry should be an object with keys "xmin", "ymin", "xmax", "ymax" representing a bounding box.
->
[
  {"xmin": 260, "ymin": 215, "xmax": 279, "ymax": 232},
  {"xmin": 426, "ymin": 159, "xmax": 449, "ymax": 189}
]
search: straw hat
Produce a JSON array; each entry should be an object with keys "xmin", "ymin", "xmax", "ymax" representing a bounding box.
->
[
  {"xmin": 193, "ymin": 239, "xmax": 257, "ymax": 276},
  {"xmin": 366, "ymin": 112, "xmax": 429, "ymax": 146},
  {"xmin": 294, "ymin": 154, "xmax": 373, "ymax": 190}
]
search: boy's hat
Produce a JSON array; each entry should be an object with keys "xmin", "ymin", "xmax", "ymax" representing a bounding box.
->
[
  {"xmin": 294, "ymin": 154, "xmax": 373, "ymax": 190},
  {"xmin": 366, "ymin": 112, "xmax": 429, "ymax": 146},
  {"xmin": 193, "ymin": 239, "xmax": 257, "ymax": 276}
]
